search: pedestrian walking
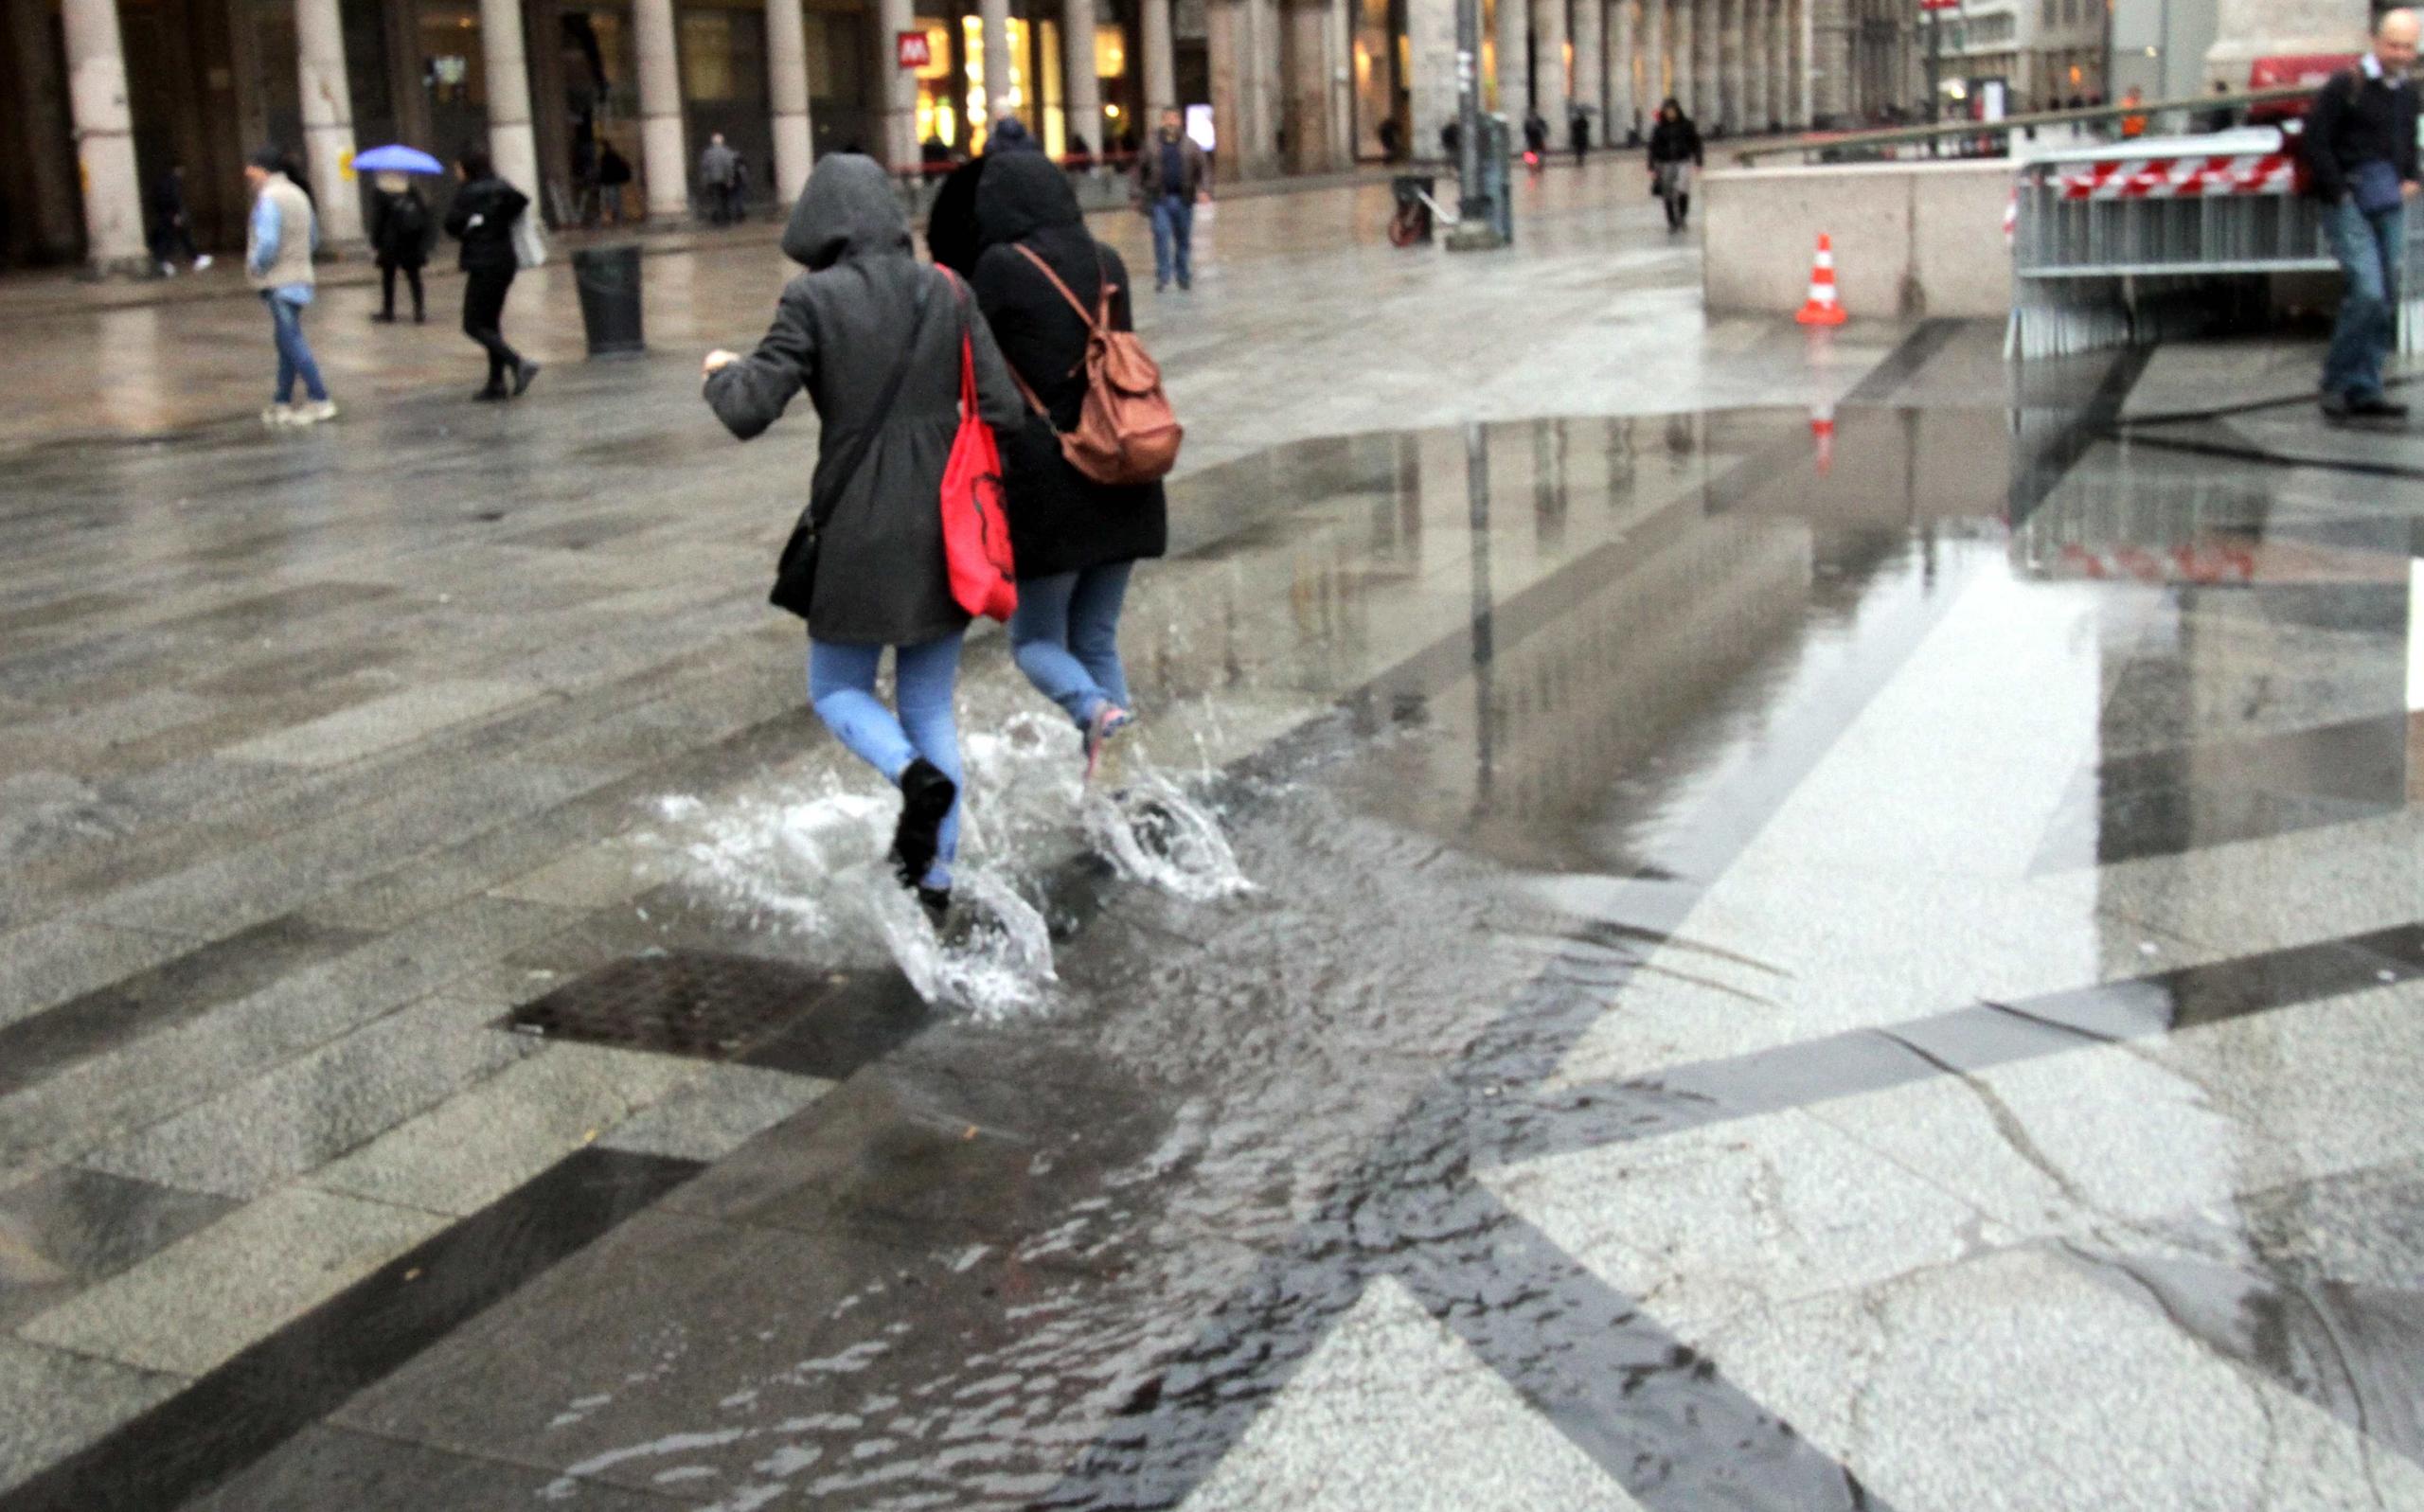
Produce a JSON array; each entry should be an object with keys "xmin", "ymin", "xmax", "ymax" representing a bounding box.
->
[
  {"xmin": 2306, "ymin": 9, "xmax": 2421, "ymax": 421},
  {"xmin": 1134, "ymin": 107, "xmax": 1207, "ymax": 292},
  {"xmin": 700, "ymin": 154, "xmax": 1025, "ymax": 919},
  {"xmin": 700, "ymin": 133, "xmax": 743, "ymax": 223},
  {"xmin": 1377, "ymin": 116, "xmax": 1404, "ymax": 162},
  {"xmin": 443, "ymin": 147, "xmax": 541, "ymax": 401},
  {"xmin": 368, "ymin": 171, "xmax": 432, "ymax": 324},
  {"xmin": 1569, "ymin": 106, "xmax": 1592, "ymax": 166},
  {"xmin": 1647, "ymin": 98, "xmax": 1702, "ymax": 231},
  {"xmin": 151, "ymin": 164, "xmax": 212, "ymax": 276},
  {"xmin": 1523, "ymin": 110, "xmax": 1550, "ymax": 175},
  {"xmin": 971, "ymin": 151, "xmax": 1170, "ymax": 774},
  {"xmin": 244, "ymin": 149, "xmax": 335, "ymax": 427},
  {"xmin": 597, "ymin": 141, "xmax": 634, "ymax": 224}
]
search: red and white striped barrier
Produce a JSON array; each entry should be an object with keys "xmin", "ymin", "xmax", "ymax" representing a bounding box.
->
[{"xmin": 2055, "ymin": 153, "xmax": 2304, "ymax": 200}]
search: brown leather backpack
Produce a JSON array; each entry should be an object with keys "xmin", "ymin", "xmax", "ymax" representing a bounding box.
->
[{"xmin": 1009, "ymin": 243, "xmax": 1183, "ymax": 486}]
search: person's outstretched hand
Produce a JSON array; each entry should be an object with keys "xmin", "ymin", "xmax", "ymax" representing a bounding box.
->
[{"xmin": 703, "ymin": 348, "xmax": 739, "ymax": 380}]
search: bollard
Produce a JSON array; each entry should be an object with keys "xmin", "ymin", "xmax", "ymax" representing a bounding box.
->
[{"xmin": 571, "ymin": 243, "xmax": 646, "ymax": 359}]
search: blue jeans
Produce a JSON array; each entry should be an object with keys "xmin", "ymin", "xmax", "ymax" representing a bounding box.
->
[
  {"xmin": 2323, "ymin": 197, "xmax": 2404, "ymax": 401},
  {"xmin": 808, "ymin": 634, "xmax": 964, "ymax": 888},
  {"xmin": 1009, "ymin": 562, "xmax": 1134, "ymax": 727},
  {"xmin": 1150, "ymin": 195, "xmax": 1193, "ymax": 289},
  {"xmin": 264, "ymin": 293, "xmax": 329, "ymax": 403}
]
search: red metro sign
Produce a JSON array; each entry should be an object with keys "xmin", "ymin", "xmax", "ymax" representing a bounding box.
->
[{"xmin": 897, "ymin": 30, "xmax": 933, "ymax": 69}]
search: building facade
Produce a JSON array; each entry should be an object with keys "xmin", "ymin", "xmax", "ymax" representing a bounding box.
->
[
  {"xmin": 1937, "ymin": 0, "xmax": 2106, "ymax": 112},
  {"xmin": 5, "ymin": 0, "xmax": 1918, "ymax": 270}
]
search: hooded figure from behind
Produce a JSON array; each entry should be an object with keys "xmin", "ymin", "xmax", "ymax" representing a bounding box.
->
[
  {"xmin": 704, "ymin": 153, "xmax": 1026, "ymax": 913},
  {"xmin": 971, "ymin": 150, "xmax": 1168, "ymax": 768},
  {"xmin": 705, "ymin": 152, "xmax": 1025, "ymax": 646}
]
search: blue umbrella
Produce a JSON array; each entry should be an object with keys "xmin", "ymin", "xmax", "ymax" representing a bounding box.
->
[{"xmin": 354, "ymin": 144, "xmax": 446, "ymax": 176}]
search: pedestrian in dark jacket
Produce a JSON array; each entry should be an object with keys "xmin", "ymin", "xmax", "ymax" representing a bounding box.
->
[
  {"xmin": 971, "ymin": 151, "xmax": 1169, "ymax": 774},
  {"xmin": 368, "ymin": 171, "xmax": 431, "ymax": 323},
  {"xmin": 701, "ymin": 153, "xmax": 1025, "ymax": 915},
  {"xmin": 2305, "ymin": 9, "xmax": 2421, "ymax": 420},
  {"xmin": 443, "ymin": 148, "xmax": 540, "ymax": 400},
  {"xmin": 926, "ymin": 155, "xmax": 990, "ymax": 276},
  {"xmin": 151, "ymin": 164, "xmax": 210, "ymax": 275},
  {"xmin": 1135, "ymin": 108, "xmax": 1207, "ymax": 291},
  {"xmin": 597, "ymin": 141, "xmax": 634, "ymax": 224},
  {"xmin": 1647, "ymin": 98, "xmax": 1702, "ymax": 230}
]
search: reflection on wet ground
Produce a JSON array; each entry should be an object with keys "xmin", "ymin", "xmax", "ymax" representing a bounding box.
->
[{"xmin": 7, "ymin": 329, "xmax": 2424, "ymax": 1511}]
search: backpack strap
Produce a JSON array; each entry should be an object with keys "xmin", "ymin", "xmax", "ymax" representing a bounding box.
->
[{"xmin": 1012, "ymin": 243, "xmax": 1106, "ymax": 334}]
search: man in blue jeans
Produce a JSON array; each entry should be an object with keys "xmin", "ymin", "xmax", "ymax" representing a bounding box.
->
[
  {"xmin": 244, "ymin": 149, "xmax": 337, "ymax": 427},
  {"xmin": 2305, "ymin": 10, "xmax": 2420, "ymax": 422},
  {"xmin": 1135, "ymin": 108, "xmax": 1207, "ymax": 292}
]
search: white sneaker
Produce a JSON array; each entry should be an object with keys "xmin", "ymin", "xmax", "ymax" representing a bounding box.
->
[
  {"xmin": 160, "ymin": 261, "xmax": 177, "ymax": 277},
  {"xmin": 290, "ymin": 400, "xmax": 338, "ymax": 425},
  {"xmin": 193, "ymin": 254, "xmax": 214, "ymax": 271},
  {"xmin": 261, "ymin": 403, "xmax": 295, "ymax": 426}
]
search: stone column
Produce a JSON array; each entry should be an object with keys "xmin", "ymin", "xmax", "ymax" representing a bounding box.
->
[
  {"xmin": 1208, "ymin": 0, "xmax": 1279, "ymax": 176},
  {"xmin": 475, "ymin": 0, "xmax": 540, "ymax": 208},
  {"xmin": 60, "ymin": 0, "xmax": 148, "ymax": 270},
  {"xmin": 1533, "ymin": 0, "xmax": 1567, "ymax": 132},
  {"xmin": 635, "ymin": 0, "xmax": 687, "ymax": 218},
  {"xmin": 1794, "ymin": 0, "xmax": 1812, "ymax": 124},
  {"xmin": 1065, "ymin": 0, "xmax": 1103, "ymax": 155},
  {"xmin": 1638, "ymin": 0, "xmax": 1661, "ymax": 117},
  {"xmin": 295, "ymin": 0, "xmax": 365, "ymax": 241},
  {"xmin": 1142, "ymin": 0, "xmax": 1177, "ymax": 116},
  {"xmin": 1282, "ymin": 0, "xmax": 1333, "ymax": 169},
  {"xmin": 1666, "ymin": 0, "xmax": 1689, "ymax": 115},
  {"xmin": 1573, "ymin": 0, "xmax": 1602, "ymax": 144},
  {"xmin": 1609, "ymin": 0, "xmax": 1634, "ymax": 138},
  {"xmin": 878, "ymin": 0, "xmax": 918, "ymax": 167},
  {"xmin": 1719, "ymin": 0, "xmax": 1741, "ymax": 131},
  {"xmin": 1495, "ymin": 0, "xmax": 1528, "ymax": 115},
  {"xmin": 1406, "ymin": 0, "xmax": 1457, "ymax": 156},
  {"xmin": 1692, "ymin": 0, "xmax": 1716, "ymax": 122},
  {"xmin": 767, "ymin": 0, "xmax": 812, "ymax": 199},
  {"xmin": 1809, "ymin": 0, "xmax": 1847, "ymax": 122},
  {"xmin": 1748, "ymin": 0, "xmax": 1769, "ymax": 128},
  {"xmin": 980, "ymin": 0, "xmax": 1013, "ymax": 128}
]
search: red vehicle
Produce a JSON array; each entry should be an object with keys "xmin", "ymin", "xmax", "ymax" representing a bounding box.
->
[{"xmin": 2245, "ymin": 52, "xmax": 2362, "ymax": 124}]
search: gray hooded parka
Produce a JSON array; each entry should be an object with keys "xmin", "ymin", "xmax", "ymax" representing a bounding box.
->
[{"xmin": 706, "ymin": 154, "xmax": 1025, "ymax": 646}]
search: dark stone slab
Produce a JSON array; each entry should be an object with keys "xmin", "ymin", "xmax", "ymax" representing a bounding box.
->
[{"xmin": 0, "ymin": 916, "xmax": 375, "ymax": 1098}]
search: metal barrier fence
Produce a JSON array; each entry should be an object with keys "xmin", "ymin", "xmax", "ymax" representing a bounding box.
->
[{"xmin": 2005, "ymin": 130, "xmax": 2424, "ymax": 359}]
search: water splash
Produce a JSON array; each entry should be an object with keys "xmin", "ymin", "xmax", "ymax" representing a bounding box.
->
[
  {"xmin": 863, "ymin": 866, "xmax": 1058, "ymax": 1022},
  {"xmin": 1080, "ymin": 765, "xmax": 1256, "ymax": 902}
]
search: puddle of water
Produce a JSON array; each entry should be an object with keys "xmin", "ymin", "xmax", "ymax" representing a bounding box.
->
[{"xmin": 651, "ymin": 709, "xmax": 1254, "ymax": 1016}]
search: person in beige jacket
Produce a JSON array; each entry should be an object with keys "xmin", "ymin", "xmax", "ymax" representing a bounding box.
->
[{"xmin": 245, "ymin": 149, "xmax": 336, "ymax": 426}]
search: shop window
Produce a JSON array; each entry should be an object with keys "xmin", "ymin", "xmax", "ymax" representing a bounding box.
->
[{"xmin": 910, "ymin": 17, "xmax": 954, "ymax": 149}]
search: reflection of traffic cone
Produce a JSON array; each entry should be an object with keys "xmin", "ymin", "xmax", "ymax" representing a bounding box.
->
[
  {"xmin": 1796, "ymin": 235, "xmax": 1848, "ymax": 327},
  {"xmin": 1810, "ymin": 401, "xmax": 1835, "ymax": 474}
]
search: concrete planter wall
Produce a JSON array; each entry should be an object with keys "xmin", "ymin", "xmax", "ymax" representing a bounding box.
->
[{"xmin": 1701, "ymin": 160, "xmax": 2016, "ymax": 320}]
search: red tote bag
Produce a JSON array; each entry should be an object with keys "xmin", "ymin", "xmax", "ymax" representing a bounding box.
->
[{"xmin": 937, "ymin": 276, "xmax": 1017, "ymax": 622}]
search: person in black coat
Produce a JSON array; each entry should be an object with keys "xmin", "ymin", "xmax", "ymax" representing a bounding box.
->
[
  {"xmin": 702, "ymin": 153, "xmax": 1024, "ymax": 914},
  {"xmin": 1647, "ymin": 98, "xmax": 1702, "ymax": 230},
  {"xmin": 971, "ymin": 151, "xmax": 1169, "ymax": 774},
  {"xmin": 442, "ymin": 147, "xmax": 539, "ymax": 400},
  {"xmin": 368, "ymin": 171, "xmax": 431, "ymax": 323}
]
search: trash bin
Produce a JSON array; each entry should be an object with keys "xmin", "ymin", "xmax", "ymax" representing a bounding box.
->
[{"xmin": 571, "ymin": 243, "xmax": 645, "ymax": 359}]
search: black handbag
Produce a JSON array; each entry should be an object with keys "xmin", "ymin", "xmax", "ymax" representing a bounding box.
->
[{"xmin": 767, "ymin": 276, "xmax": 937, "ymax": 620}]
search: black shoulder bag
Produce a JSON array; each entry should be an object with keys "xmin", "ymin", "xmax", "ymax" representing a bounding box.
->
[{"xmin": 769, "ymin": 273, "xmax": 937, "ymax": 620}]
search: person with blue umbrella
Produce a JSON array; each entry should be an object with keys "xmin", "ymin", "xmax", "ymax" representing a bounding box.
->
[{"xmin": 355, "ymin": 146, "xmax": 445, "ymax": 326}]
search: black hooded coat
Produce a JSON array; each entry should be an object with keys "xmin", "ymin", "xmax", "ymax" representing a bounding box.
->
[
  {"xmin": 971, "ymin": 152, "xmax": 1168, "ymax": 582},
  {"xmin": 704, "ymin": 154, "xmax": 1025, "ymax": 646}
]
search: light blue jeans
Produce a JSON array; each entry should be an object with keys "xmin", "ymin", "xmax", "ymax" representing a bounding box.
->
[
  {"xmin": 1009, "ymin": 562, "xmax": 1134, "ymax": 728},
  {"xmin": 264, "ymin": 293, "xmax": 329, "ymax": 403},
  {"xmin": 1150, "ymin": 195, "xmax": 1194, "ymax": 289},
  {"xmin": 808, "ymin": 633, "xmax": 963, "ymax": 888},
  {"xmin": 2322, "ymin": 197, "xmax": 2404, "ymax": 401}
]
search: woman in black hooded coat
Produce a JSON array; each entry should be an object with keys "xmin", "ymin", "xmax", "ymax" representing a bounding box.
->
[{"xmin": 971, "ymin": 151, "xmax": 1169, "ymax": 775}]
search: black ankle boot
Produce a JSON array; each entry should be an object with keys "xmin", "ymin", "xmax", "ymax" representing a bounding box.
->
[{"xmin": 890, "ymin": 758, "xmax": 956, "ymax": 888}]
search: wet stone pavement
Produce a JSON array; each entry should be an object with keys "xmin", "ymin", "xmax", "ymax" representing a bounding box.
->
[{"xmin": 5, "ymin": 170, "xmax": 2424, "ymax": 1511}]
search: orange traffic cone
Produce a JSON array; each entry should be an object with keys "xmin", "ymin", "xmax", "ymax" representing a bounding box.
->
[
  {"xmin": 1810, "ymin": 401, "xmax": 1835, "ymax": 474},
  {"xmin": 1796, "ymin": 235, "xmax": 1848, "ymax": 327}
]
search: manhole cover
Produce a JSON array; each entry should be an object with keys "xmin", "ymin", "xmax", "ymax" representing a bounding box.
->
[{"xmin": 510, "ymin": 952, "xmax": 838, "ymax": 1060}]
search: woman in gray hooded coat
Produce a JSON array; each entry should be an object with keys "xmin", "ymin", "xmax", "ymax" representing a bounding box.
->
[{"xmin": 704, "ymin": 153, "xmax": 1024, "ymax": 916}]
